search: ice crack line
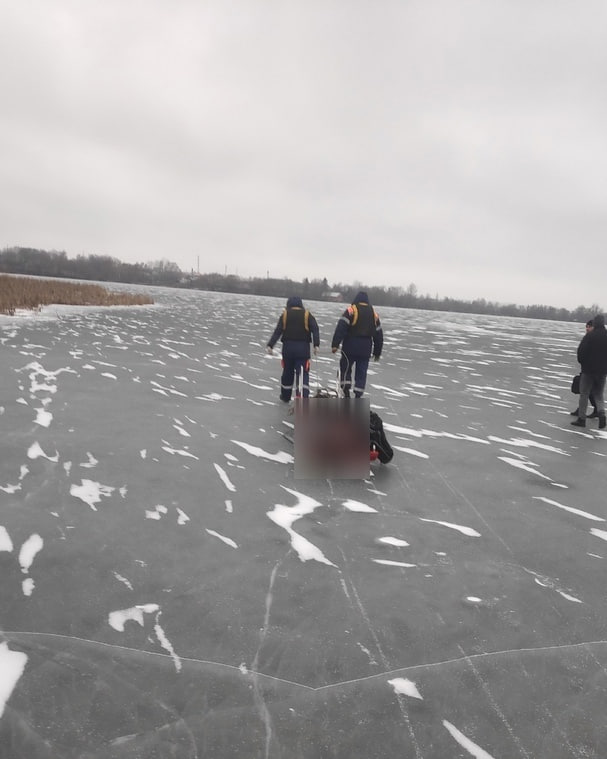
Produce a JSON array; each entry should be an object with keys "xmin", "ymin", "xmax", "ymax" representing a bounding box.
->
[
  {"xmin": 4, "ymin": 631, "xmax": 607, "ymax": 694},
  {"xmin": 458, "ymin": 644, "xmax": 531, "ymax": 759},
  {"xmin": 249, "ymin": 560, "xmax": 282, "ymax": 759}
]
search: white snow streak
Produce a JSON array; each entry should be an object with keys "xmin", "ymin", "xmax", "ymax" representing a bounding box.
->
[
  {"xmin": 532, "ymin": 496, "xmax": 604, "ymax": 522},
  {"xmin": 498, "ymin": 457, "xmax": 552, "ymax": 481},
  {"xmin": 388, "ymin": 677, "xmax": 423, "ymax": 700},
  {"xmin": 0, "ymin": 526, "xmax": 13, "ymax": 552},
  {"xmin": 443, "ymin": 720, "xmax": 496, "ymax": 759},
  {"xmin": 232, "ymin": 440, "xmax": 294, "ymax": 464},
  {"xmin": 154, "ymin": 619, "xmax": 182, "ymax": 672},
  {"xmin": 373, "ymin": 559, "xmax": 417, "ymax": 568},
  {"xmin": 18, "ymin": 534, "xmax": 43, "ymax": 573},
  {"xmin": 0, "ymin": 642, "xmax": 28, "ymax": 718},
  {"xmin": 214, "ymin": 463, "xmax": 236, "ymax": 492},
  {"xmin": 206, "ymin": 529, "xmax": 238, "ymax": 548},
  {"xmin": 420, "ymin": 518, "xmax": 481, "ymax": 537},
  {"xmin": 377, "ymin": 537, "xmax": 409, "ymax": 547},
  {"xmin": 343, "ymin": 499, "xmax": 378, "ymax": 513}
]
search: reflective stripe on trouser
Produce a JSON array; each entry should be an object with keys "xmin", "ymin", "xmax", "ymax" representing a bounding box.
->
[
  {"xmin": 280, "ymin": 357, "xmax": 310, "ymax": 400},
  {"xmin": 340, "ymin": 354, "xmax": 369, "ymax": 398}
]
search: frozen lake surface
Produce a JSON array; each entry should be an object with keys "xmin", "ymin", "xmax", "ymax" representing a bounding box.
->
[{"xmin": 1, "ymin": 286, "xmax": 606, "ymax": 758}]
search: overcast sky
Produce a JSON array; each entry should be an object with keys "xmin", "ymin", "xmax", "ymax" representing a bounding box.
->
[{"xmin": 1, "ymin": 1, "xmax": 606, "ymax": 308}]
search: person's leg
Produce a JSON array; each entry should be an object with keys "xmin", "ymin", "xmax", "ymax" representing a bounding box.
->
[
  {"xmin": 593, "ymin": 375, "xmax": 606, "ymax": 428},
  {"xmin": 280, "ymin": 356, "xmax": 295, "ymax": 401},
  {"xmin": 574, "ymin": 372, "xmax": 593, "ymax": 424},
  {"xmin": 340, "ymin": 353, "xmax": 352, "ymax": 397},
  {"xmin": 293, "ymin": 358, "xmax": 310, "ymax": 398},
  {"xmin": 353, "ymin": 356, "xmax": 370, "ymax": 398},
  {"xmin": 301, "ymin": 358, "xmax": 310, "ymax": 398}
]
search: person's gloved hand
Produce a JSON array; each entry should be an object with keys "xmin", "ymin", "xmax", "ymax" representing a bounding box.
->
[
  {"xmin": 313, "ymin": 346, "xmax": 318, "ymax": 356},
  {"xmin": 266, "ymin": 346, "xmax": 273, "ymax": 355},
  {"xmin": 331, "ymin": 347, "xmax": 338, "ymax": 354},
  {"xmin": 373, "ymin": 355, "xmax": 380, "ymax": 362}
]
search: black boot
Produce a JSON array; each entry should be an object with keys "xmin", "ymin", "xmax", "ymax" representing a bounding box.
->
[
  {"xmin": 571, "ymin": 418, "xmax": 586, "ymax": 427},
  {"xmin": 570, "ymin": 409, "xmax": 579, "ymax": 416},
  {"xmin": 588, "ymin": 409, "xmax": 599, "ymax": 419},
  {"xmin": 599, "ymin": 414, "xmax": 606, "ymax": 430}
]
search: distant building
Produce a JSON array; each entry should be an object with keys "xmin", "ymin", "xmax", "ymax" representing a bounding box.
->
[{"xmin": 322, "ymin": 291, "xmax": 343, "ymax": 302}]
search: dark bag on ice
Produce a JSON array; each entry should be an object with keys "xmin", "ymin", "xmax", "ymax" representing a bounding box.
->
[
  {"xmin": 571, "ymin": 374, "xmax": 581, "ymax": 395},
  {"xmin": 370, "ymin": 410, "xmax": 394, "ymax": 464}
]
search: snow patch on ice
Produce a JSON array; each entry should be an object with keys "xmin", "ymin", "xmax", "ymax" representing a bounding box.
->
[
  {"xmin": 79, "ymin": 452, "xmax": 98, "ymax": 469},
  {"xmin": 145, "ymin": 504, "xmax": 168, "ymax": 520},
  {"xmin": 27, "ymin": 441, "xmax": 59, "ymax": 462},
  {"xmin": 108, "ymin": 604, "xmax": 160, "ymax": 632},
  {"xmin": 377, "ymin": 536, "xmax": 409, "ymax": 547},
  {"xmin": 498, "ymin": 457, "xmax": 552, "ymax": 481},
  {"xmin": 388, "ymin": 677, "xmax": 423, "ymax": 700},
  {"xmin": 372, "ymin": 559, "xmax": 417, "ymax": 568},
  {"xmin": 34, "ymin": 407, "xmax": 53, "ymax": 427},
  {"xmin": 154, "ymin": 618, "xmax": 182, "ymax": 672},
  {"xmin": 113, "ymin": 572, "xmax": 134, "ymax": 590},
  {"xmin": 214, "ymin": 463, "xmax": 237, "ymax": 492},
  {"xmin": 206, "ymin": 529, "xmax": 238, "ymax": 548},
  {"xmin": 70, "ymin": 479, "xmax": 115, "ymax": 510},
  {"xmin": 19, "ymin": 534, "xmax": 43, "ymax": 572},
  {"xmin": 532, "ymin": 496, "xmax": 604, "ymax": 522},
  {"xmin": 162, "ymin": 444, "xmax": 199, "ymax": 459},
  {"xmin": 232, "ymin": 440, "xmax": 294, "ymax": 464},
  {"xmin": 420, "ymin": 518, "xmax": 480, "ymax": 537},
  {"xmin": 0, "ymin": 642, "xmax": 28, "ymax": 719},
  {"xmin": 0, "ymin": 483, "xmax": 20, "ymax": 494},
  {"xmin": 177, "ymin": 508, "xmax": 190, "ymax": 525},
  {"xmin": 22, "ymin": 578, "xmax": 35, "ymax": 596},
  {"xmin": 0, "ymin": 526, "xmax": 14, "ymax": 552},
  {"xmin": 443, "ymin": 720, "xmax": 496, "ymax": 758},
  {"xmin": 267, "ymin": 487, "xmax": 336, "ymax": 567},
  {"xmin": 343, "ymin": 499, "xmax": 378, "ymax": 513}
]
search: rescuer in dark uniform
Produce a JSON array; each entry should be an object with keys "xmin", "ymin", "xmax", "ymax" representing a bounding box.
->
[
  {"xmin": 331, "ymin": 291, "xmax": 383, "ymax": 398},
  {"xmin": 267, "ymin": 296, "xmax": 320, "ymax": 402}
]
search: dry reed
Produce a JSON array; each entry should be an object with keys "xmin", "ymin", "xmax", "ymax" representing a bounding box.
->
[{"xmin": 0, "ymin": 275, "xmax": 154, "ymax": 315}]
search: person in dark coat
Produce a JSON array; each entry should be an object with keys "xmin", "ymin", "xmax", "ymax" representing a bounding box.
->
[
  {"xmin": 572, "ymin": 313, "xmax": 607, "ymax": 428},
  {"xmin": 267, "ymin": 296, "xmax": 320, "ymax": 402},
  {"xmin": 571, "ymin": 319, "xmax": 598, "ymax": 417},
  {"xmin": 331, "ymin": 290, "xmax": 383, "ymax": 398}
]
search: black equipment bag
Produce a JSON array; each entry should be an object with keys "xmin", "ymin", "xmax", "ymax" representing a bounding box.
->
[
  {"xmin": 370, "ymin": 410, "xmax": 394, "ymax": 464},
  {"xmin": 571, "ymin": 374, "xmax": 581, "ymax": 395}
]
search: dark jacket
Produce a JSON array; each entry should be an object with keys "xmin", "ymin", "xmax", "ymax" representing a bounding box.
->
[
  {"xmin": 267, "ymin": 297, "xmax": 320, "ymax": 358},
  {"xmin": 577, "ymin": 314, "xmax": 607, "ymax": 374},
  {"xmin": 331, "ymin": 291, "xmax": 383, "ymax": 359}
]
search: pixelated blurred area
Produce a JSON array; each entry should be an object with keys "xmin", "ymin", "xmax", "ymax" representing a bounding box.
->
[{"xmin": 294, "ymin": 398, "xmax": 370, "ymax": 479}]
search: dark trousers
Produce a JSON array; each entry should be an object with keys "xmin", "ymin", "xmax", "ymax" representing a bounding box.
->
[
  {"xmin": 281, "ymin": 357, "xmax": 310, "ymax": 401},
  {"xmin": 340, "ymin": 353, "xmax": 370, "ymax": 398},
  {"xmin": 578, "ymin": 372, "xmax": 606, "ymax": 419}
]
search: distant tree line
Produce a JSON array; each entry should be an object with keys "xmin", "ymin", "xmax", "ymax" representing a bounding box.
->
[
  {"xmin": 0, "ymin": 246, "xmax": 182, "ymax": 287},
  {"xmin": 0, "ymin": 246, "xmax": 600, "ymax": 322}
]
